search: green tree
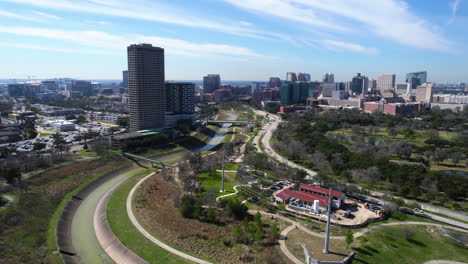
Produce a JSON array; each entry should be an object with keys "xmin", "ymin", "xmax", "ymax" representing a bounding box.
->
[
  {"xmin": 231, "ymin": 226, "xmax": 243, "ymax": 241},
  {"xmin": 116, "ymin": 116, "xmax": 129, "ymax": 127},
  {"xmin": 206, "ymin": 208, "xmax": 216, "ymax": 222},
  {"xmin": 451, "ymin": 152, "xmax": 462, "ymax": 166},
  {"xmin": 76, "ymin": 114, "xmax": 87, "ymax": 124},
  {"xmin": 33, "ymin": 142, "xmax": 46, "ymax": 151},
  {"xmin": 52, "ymin": 133, "xmax": 67, "ymax": 152},
  {"xmin": 270, "ymin": 223, "xmax": 280, "ymax": 239},
  {"xmin": 0, "ymin": 167, "xmax": 21, "ymax": 184},
  {"xmin": 254, "ymin": 224, "xmax": 264, "ymax": 241},
  {"xmin": 180, "ymin": 195, "xmax": 195, "ymax": 218},
  {"xmin": 345, "ymin": 230, "xmax": 354, "ymax": 249}
]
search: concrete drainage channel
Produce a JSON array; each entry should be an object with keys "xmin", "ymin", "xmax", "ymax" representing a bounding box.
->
[{"xmin": 56, "ymin": 164, "xmax": 134, "ymax": 263}]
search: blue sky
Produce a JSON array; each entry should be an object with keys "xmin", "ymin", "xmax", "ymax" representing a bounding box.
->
[{"xmin": 0, "ymin": 0, "xmax": 467, "ymax": 83}]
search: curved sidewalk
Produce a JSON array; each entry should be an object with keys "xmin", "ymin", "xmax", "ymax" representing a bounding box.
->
[
  {"xmin": 127, "ymin": 172, "xmax": 213, "ymax": 264},
  {"xmin": 94, "ymin": 178, "xmax": 148, "ymax": 264}
]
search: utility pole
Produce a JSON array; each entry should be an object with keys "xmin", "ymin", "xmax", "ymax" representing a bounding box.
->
[
  {"xmin": 221, "ymin": 147, "xmax": 225, "ymax": 192},
  {"xmin": 323, "ymin": 187, "xmax": 332, "ymax": 254}
]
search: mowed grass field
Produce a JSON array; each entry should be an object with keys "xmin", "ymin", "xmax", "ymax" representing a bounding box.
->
[
  {"xmin": 198, "ymin": 171, "xmax": 236, "ymax": 197},
  {"xmin": 107, "ymin": 174, "xmax": 191, "ymax": 264}
]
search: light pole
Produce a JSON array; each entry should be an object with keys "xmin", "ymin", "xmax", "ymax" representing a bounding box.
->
[
  {"xmin": 221, "ymin": 148, "xmax": 225, "ymax": 192},
  {"xmin": 323, "ymin": 188, "xmax": 332, "ymax": 254}
]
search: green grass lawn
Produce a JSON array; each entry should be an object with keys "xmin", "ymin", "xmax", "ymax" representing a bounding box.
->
[
  {"xmin": 353, "ymin": 225, "xmax": 468, "ymax": 264},
  {"xmin": 107, "ymin": 175, "xmax": 191, "ymax": 264},
  {"xmin": 217, "ymin": 163, "xmax": 238, "ymax": 171},
  {"xmin": 198, "ymin": 171, "xmax": 236, "ymax": 197},
  {"xmin": 39, "ymin": 132, "xmax": 51, "ymax": 137}
]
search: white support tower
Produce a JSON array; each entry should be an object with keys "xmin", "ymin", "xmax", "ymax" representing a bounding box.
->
[{"xmin": 323, "ymin": 188, "xmax": 332, "ymax": 254}]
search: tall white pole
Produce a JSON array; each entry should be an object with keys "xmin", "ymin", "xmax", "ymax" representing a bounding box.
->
[
  {"xmin": 323, "ymin": 187, "xmax": 332, "ymax": 254},
  {"xmin": 221, "ymin": 148, "xmax": 225, "ymax": 192}
]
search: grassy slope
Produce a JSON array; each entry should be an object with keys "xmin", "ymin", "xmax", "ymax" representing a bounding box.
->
[
  {"xmin": 107, "ymin": 175, "xmax": 190, "ymax": 264},
  {"xmin": 354, "ymin": 225, "xmax": 468, "ymax": 264}
]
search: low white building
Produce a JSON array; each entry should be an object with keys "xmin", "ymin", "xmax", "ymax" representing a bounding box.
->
[{"xmin": 44, "ymin": 119, "xmax": 76, "ymax": 132}]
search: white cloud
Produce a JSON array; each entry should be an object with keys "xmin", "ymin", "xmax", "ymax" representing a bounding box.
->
[
  {"xmin": 0, "ymin": 26, "xmax": 271, "ymax": 59},
  {"xmin": 0, "ymin": 0, "xmax": 290, "ymax": 42},
  {"xmin": 448, "ymin": 0, "xmax": 461, "ymax": 24},
  {"xmin": 240, "ymin": 21, "xmax": 252, "ymax": 26},
  {"xmin": 0, "ymin": 43, "xmax": 118, "ymax": 54},
  {"xmin": 32, "ymin": 10, "xmax": 62, "ymax": 20},
  {"xmin": 0, "ymin": 10, "xmax": 41, "ymax": 21},
  {"xmin": 224, "ymin": 0, "xmax": 453, "ymax": 52},
  {"xmin": 321, "ymin": 40, "xmax": 378, "ymax": 54},
  {"xmin": 85, "ymin": 20, "xmax": 112, "ymax": 25}
]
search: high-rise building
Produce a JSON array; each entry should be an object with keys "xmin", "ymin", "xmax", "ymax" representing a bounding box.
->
[
  {"xmin": 122, "ymin": 70, "xmax": 128, "ymax": 88},
  {"xmin": 377, "ymin": 74, "xmax": 396, "ymax": 93},
  {"xmin": 297, "ymin": 73, "xmax": 310, "ymax": 82},
  {"xmin": 286, "ymin": 72, "xmax": 297, "ymax": 82},
  {"xmin": 127, "ymin": 43, "xmax": 166, "ymax": 131},
  {"xmin": 165, "ymin": 82, "xmax": 195, "ymax": 114},
  {"xmin": 368, "ymin": 79, "xmax": 377, "ymax": 92},
  {"xmin": 280, "ymin": 81, "xmax": 312, "ymax": 105},
  {"xmin": 322, "ymin": 83, "xmax": 341, "ymax": 97},
  {"xmin": 323, "ymin": 73, "xmax": 334, "ymax": 83},
  {"xmin": 268, "ymin": 77, "xmax": 281, "ymax": 88},
  {"xmin": 351, "ymin": 73, "xmax": 368, "ymax": 95},
  {"xmin": 67, "ymin": 80, "xmax": 92, "ymax": 98},
  {"xmin": 406, "ymin": 71, "xmax": 427, "ymax": 89},
  {"xmin": 396, "ymin": 83, "xmax": 412, "ymax": 95},
  {"xmin": 416, "ymin": 83, "xmax": 433, "ymax": 103},
  {"xmin": 203, "ymin": 74, "xmax": 220, "ymax": 93}
]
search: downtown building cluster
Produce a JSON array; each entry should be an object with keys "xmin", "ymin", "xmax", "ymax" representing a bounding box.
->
[{"xmin": 245, "ymin": 70, "xmax": 467, "ymax": 116}]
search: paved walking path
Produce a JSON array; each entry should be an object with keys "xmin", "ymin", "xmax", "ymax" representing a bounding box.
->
[
  {"xmin": 216, "ymin": 185, "xmax": 242, "ymax": 202},
  {"xmin": 279, "ymin": 225, "xmax": 304, "ymax": 264},
  {"xmin": 127, "ymin": 172, "xmax": 212, "ymax": 264}
]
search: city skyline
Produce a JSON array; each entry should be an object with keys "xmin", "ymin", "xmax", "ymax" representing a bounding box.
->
[{"xmin": 0, "ymin": 0, "xmax": 468, "ymax": 82}]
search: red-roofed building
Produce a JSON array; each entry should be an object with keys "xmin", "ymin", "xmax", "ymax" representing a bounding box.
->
[
  {"xmin": 299, "ymin": 184, "xmax": 345, "ymax": 208},
  {"xmin": 274, "ymin": 186, "xmax": 345, "ymax": 210}
]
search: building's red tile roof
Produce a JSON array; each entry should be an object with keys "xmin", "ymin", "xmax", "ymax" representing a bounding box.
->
[
  {"xmin": 275, "ymin": 189, "xmax": 294, "ymax": 201},
  {"xmin": 299, "ymin": 184, "xmax": 343, "ymax": 198},
  {"xmin": 276, "ymin": 188, "xmax": 330, "ymax": 207},
  {"xmin": 291, "ymin": 191, "xmax": 329, "ymax": 207}
]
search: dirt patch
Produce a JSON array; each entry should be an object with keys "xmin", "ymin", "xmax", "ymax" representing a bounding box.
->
[{"xmin": 135, "ymin": 175, "xmax": 288, "ymax": 264}]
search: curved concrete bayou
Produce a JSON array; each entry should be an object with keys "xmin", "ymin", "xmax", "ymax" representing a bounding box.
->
[{"xmin": 65, "ymin": 115, "xmax": 235, "ymax": 263}]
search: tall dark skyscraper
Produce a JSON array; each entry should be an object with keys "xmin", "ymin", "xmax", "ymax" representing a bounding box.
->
[
  {"xmin": 127, "ymin": 43, "xmax": 165, "ymax": 131},
  {"xmin": 351, "ymin": 73, "xmax": 368, "ymax": 95},
  {"xmin": 406, "ymin": 71, "xmax": 427, "ymax": 89},
  {"xmin": 165, "ymin": 82, "xmax": 195, "ymax": 114},
  {"xmin": 203, "ymin": 74, "xmax": 220, "ymax": 93}
]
